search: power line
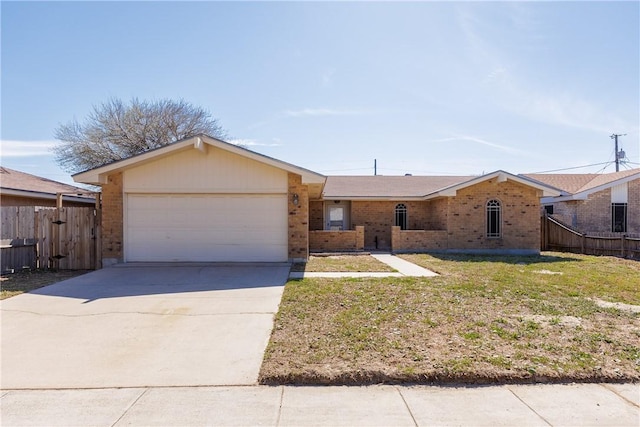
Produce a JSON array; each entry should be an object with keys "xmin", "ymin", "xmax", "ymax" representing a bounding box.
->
[{"xmin": 527, "ymin": 162, "xmax": 614, "ymax": 174}]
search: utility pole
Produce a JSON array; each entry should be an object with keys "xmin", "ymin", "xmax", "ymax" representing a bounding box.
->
[
  {"xmin": 610, "ymin": 133, "xmax": 627, "ymax": 172},
  {"xmin": 374, "ymin": 159, "xmax": 377, "ymax": 176}
]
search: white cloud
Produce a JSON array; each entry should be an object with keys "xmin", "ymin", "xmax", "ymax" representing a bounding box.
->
[
  {"xmin": 284, "ymin": 108, "xmax": 368, "ymax": 118},
  {"xmin": 227, "ymin": 138, "xmax": 283, "ymax": 147},
  {"xmin": 0, "ymin": 140, "xmax": 57, "ymax": 157},
  {"xmin": 432, "ymin": 135, "xmax": 527, "ymax": 155},
  {"xmin": 511, "ymin": 90, "xmax": 632, "ymax": 134},
  {"xmin": 457, "ymin": 5, "xmax": 635, "ymax": 135},
  {"xmin": 321, "ymin": 68, "xmax": 336, "ymax": 87}
]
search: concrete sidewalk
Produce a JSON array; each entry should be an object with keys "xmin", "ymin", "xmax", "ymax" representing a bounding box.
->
[
  {"xmin": 371, "ymin": 253, "xmax": 438, "ymax": 277},
  {"xmin": 1, "ymin": 383, "xmax": 638, "ymax": 426},
  {"xmin": 289, "ymin": 253, "xmax": 438, "ymax": 279}
]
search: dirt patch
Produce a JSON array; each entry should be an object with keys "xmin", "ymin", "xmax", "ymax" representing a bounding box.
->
[
  {"xmin": 521, "ymin": 314, "xmax": 582, "ymax": 328},
  {"xmin": 532, "ymin": 269, "xmax": 563, "ymax": 275},
  {"xmin": 592, "ymin": 298, "xmax": 640, "ymax": 314},
  {"xmin": 1, "ymin": 270, "xmax": 90, "ymax": 300}
]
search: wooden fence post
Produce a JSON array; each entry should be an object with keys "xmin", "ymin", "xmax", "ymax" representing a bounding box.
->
[
  {"xmin": 581, "ymin": 233, "xmax": 586, "ymax": 254},
  {"xmin": 94, "ymin": 196, "xmax": 102, "ymax": 270}
]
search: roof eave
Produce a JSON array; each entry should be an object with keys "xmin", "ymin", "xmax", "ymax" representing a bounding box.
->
[
  {"xmin": 543, "ymin": 171, "xmax": 640, "ymax": 202},
  {"xmin": 574, "ymin": 172, "xmax": 640, "ymax": 197},
  {"xmin": 432, "ymin": 170, "xmax": 561, "ymax": 198},
  {"xmin": 0, "ymin": 188, "xmax": 96, "ymax": 203},
  {"xmin": 320, "ymin": 196, "xmax": 427, "ymax": 201}
]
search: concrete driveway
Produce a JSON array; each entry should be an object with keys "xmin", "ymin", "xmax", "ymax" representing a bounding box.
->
[{"xmin": 0, "ymin": 264, "xmax": 289, "ymax": 389}]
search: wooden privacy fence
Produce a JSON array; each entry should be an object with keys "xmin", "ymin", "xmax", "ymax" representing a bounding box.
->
[
  {"xmin": 1, "ymin": 206, "xmax": 101, "ymax": 272},
  {"xmin": 541, "ymin": 215, "xmax": 640, "ymax": 259}
]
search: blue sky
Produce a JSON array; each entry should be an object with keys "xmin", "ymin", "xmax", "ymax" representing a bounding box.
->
[{"xmin": 2, "ymin": 1, "xmax": 639, "ymax": 185}]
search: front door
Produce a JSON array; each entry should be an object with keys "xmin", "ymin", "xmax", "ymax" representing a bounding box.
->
[{"xmin": 325, "ymin": 202, "xmax": 350, "ymax": 231}]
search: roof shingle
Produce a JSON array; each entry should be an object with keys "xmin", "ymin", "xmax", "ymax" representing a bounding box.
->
[
  {"xmin": 322, "ymin": 175, "xmax": 473, "ymax": 198},
  {"xmin": 523, "ymin": 168, "xmax": 640, "ymax": 195},
  {"xmin": 0, "ymin": 167, "xmax": 91, "ymax": 196}
]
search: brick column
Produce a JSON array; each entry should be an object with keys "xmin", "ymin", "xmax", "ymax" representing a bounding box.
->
[
  {"xmin": 288, "ymin": 173, "xmax": 309, "ymax": 261},
  {"xmin": 101, "ymin": 172, "xmax": 123, "ymax": 266},
  {"xmin": 355, "ymin": 226, "xmax": 365, "ymax": 251}
]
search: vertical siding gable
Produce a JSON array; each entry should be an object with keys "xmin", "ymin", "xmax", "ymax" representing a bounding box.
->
[
  {"xmin": 123, "ymin": 146, "xmax": 287, "ymax": 193},
  {"xmin": 611, "ymin": 183, "xmax": 628, "ymax": 204}
]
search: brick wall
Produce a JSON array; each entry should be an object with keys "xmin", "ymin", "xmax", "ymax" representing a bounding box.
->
[
  {"xmin": 288, "ymin": 173, "xmax": 309, "ymax": 261},
  {"xmin": 574, "ymin": 188, "xmax": 612, "ymax": 233},
  {"xmin": 351, "ymin": 201, "xmax": 430, "ymax": 249},
  {"xmin": 101, "ymin": 172, "xmax": 123, "ymax": 265},
  {"xmin": 446, "ymin": 179, "xmax": 541, "ymax": 252},
  {"xmin": 548, "ymin": 201, "xmax": 579, "ymax": 228},
  {"xmin": 391, "ymin": 226, "xmax": 448, "ymax": 252},
  {"xmin": 424, "ymin": 198, "xmax": 448, "ymax": 230},
  {"xmin": 309, "ymin": 200, "xmax": 323, "ymax": 230},
  {"xmin": 309, "ymin": 226, "xmax": 364, "ymax": 252}
]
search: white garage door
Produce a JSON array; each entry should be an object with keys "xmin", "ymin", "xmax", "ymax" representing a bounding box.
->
[{"xmin": 126, "ymin": 194, "xmax": 288, "ymax": 262}]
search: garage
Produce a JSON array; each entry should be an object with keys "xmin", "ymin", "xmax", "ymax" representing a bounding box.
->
[
  {"xmin": 73, "ymin": 136, "xmax": 326, "ymax": 265},
  {"xmin": 126, "ymin": 194, "xmax": 288, "ymax": 262}
]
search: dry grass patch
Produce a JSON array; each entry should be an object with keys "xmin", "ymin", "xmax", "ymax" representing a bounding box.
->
[
  {"xmin": 291, "ymin": 255, "xmax": 396, "ymax": 272},
  {"xmin": 1, "ymin": 270, "xmax": 90, "ymax": 299},
  {"xmin": 261, "ymin": 252, "xmax": 640, "ymax": 385}
]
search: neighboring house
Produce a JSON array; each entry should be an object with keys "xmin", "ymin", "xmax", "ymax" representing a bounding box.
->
[
  {"xmin": 523, "ymin": 169, "xmax": 640, "ymax": 235},
  {"xmin": 0, "ymin": 167, "xmax": 95, "ymax": 207},
  {"xmin": 73, "ymin": 135, "xmax": 562, "ymax": 266}
]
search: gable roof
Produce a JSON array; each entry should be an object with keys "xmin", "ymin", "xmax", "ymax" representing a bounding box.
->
[
  {"xmin": 322, "ymin": 170, "xmax": 560, "ymax": 200},
  {"xmin": 0, "ymin": 167, "xmax": 95, "ymax": 203},
  {"xmin": 73, "ymin": 134, "xmax": 326, "ymax": 186},
  {"xmin": 523, "ymin": 168, "xmax": 640, "ymax": 201}
]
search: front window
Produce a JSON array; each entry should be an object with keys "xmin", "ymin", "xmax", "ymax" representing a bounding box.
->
[
  {"xmin": 612, "ymin": 203, "xmax": 627, "ymax": 232},
  {"xmin": 395, "ymin": 204, "xmax": 407, "ymax": 230},
  {"xmin": 486, "ymin": 199, "xmax": 501, "ymax": 238}
]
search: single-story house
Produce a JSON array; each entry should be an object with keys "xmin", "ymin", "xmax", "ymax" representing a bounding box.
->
[
  {"xmin": 73, "ymin": 135, "xmax": 560, "ymax": 266},
  {"xmin": 523, "ymin": 169, "xmax": 640, "ymax": 235},
  {"xmin": 0, "ymin": 167, "xmax": 95, "ymax": 207}
]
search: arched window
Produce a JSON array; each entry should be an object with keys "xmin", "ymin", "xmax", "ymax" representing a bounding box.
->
[
  {"xmin": 395, "ymin": 203, "xmax": 408, "ymax": 230},
  {"xmin": 486, "ymin": 199, "xmax": 501, "ymax": 238}
]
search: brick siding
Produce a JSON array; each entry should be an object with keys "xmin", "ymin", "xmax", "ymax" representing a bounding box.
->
[
  {"xmin": 446, "ymin": 179, "xmax": 541, "ymax": 251},
  {"xmin": 288, "ymin": 173, "xmax": 309, "ymax": 261},
  {"xmin": 309, "ymin": 200, "xmax": 323, "ymax": 230},
  {"xmin": 350, "ymin": 200, "xmax": 432, "ymax": 249},
  {"xmin": 391, "ymin": 226, "xmax": 447, "ymax": 252},
  {"xmin": 309, "ymin": 226, "xmax": 364, "ymax": 252}
]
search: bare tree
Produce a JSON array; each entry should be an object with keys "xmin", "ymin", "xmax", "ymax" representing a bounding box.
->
[{"xmin": 54, "ymin": 98, "xmax": 227, "ymax": 173}]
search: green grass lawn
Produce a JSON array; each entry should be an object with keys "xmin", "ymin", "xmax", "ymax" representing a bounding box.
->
[
  {"xmin": 1, "ymin": 270, "xmax": 89, "ymax": 300},
  {"xmin": 261, "ymin": 252, "xmax": 640, "ymax": 385}
]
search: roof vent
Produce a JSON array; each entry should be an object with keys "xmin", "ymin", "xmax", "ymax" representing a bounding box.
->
[{"xmin": 405, "ymin": 173, "xmax": 412, "ymax": 176}]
